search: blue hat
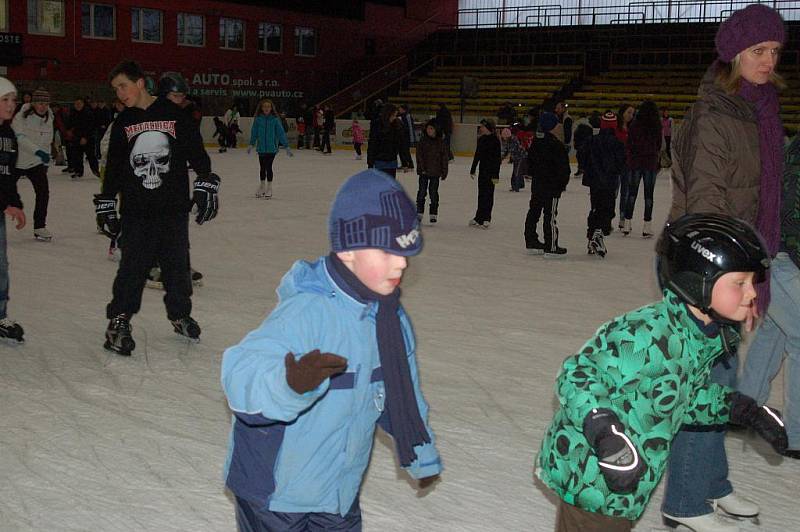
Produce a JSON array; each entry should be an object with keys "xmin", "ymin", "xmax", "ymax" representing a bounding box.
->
[
  {"xmin": 329, "ymin": 170, "xmax": 422, "ymax": 256},
  {"xmin": 539, "ymin": 112, "xmax": 559, "ymax": 133}
]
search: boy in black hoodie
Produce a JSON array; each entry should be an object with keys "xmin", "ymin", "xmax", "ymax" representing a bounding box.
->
[
  {"xmin": 524, "ymin": 112, "xmax": 570, "ymax": 257},
  {"xmin": 95, "ymin": 60, "xmax": 221, "ymax": 356},
  {"xmin": 469, "ymin": 119, "xmax": 501, "ymax": 228}
]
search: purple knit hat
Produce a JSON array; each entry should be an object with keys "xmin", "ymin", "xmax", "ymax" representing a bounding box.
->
[{"xmin": 715, "ymin": 4, "xmax": 785, "ymax": 63}]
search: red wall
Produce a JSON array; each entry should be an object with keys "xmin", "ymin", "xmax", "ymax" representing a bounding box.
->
[{"xmin": 5, "ymin": 0, "xmax": 457, "ymax": 111}]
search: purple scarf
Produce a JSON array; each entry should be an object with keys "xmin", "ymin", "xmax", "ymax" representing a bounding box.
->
[{"xmin": 738, "ymin": 80, "xmax": 783, "ymax": 313}]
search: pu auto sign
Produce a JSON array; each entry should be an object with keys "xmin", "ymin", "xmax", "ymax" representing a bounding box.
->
[{"xmin": 0, "ymin": 33, "xmax": 22, "ymax": 66}]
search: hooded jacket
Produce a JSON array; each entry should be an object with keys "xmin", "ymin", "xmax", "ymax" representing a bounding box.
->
[
  {"xmin": 580, "ymin": 128, "xmax": 625, "ymax": 190},
  {"xmin": 537, "ymin": 290, "xmax": 737, "ymax": 521},
  {"xmin": 669, "ymin": 66, "xmax": 761, "ymax": 223},
  {"xmin": 250, "ymin": 114, "xmax": 289, "ymax": 155},
  {"xmin": 528, "ymin": 131, "xmax": 570, "ymax": 197},
  {"xmin": 222, "ymin": 256, "xmax": 441, "ymax": 516},
  {"xmin": 12, "ymin": 103, "xmax": 54, "ymax": 170}
]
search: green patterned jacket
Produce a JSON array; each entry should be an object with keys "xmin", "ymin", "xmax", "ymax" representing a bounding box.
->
[
  {"xmin": 781, "ymin": 136, "xmax": 800, "ymax": 269},
  {"xmin": 537, "ymin": 290, "xmax": 737, "ymax": 520}
]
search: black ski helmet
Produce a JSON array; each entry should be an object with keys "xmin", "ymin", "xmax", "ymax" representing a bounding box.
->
[
  {"xmin": 656, "ymin": 213, "xmax": 770, "ymax": 312},
  {"xmin": 157, "ymin": 72, "xmax": 189, "ymax": 97}
]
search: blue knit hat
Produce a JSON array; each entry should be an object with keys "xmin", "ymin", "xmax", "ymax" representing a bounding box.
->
[{"xmin": 329, "ymin": 169, "xmax": 422, "ymax": 256}]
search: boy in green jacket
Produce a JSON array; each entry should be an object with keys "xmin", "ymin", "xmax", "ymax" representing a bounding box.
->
[{"xmin": 537, "ymin": 213, "xmax": 788, "ymax": 531}]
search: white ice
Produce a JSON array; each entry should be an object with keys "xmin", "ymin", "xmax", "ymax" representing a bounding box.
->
[{"xmin": 1, "ymin": 149, "xmax": 798, "ymax": 532}]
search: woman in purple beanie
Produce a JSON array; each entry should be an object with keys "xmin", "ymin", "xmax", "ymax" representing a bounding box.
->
[{"xmin": 664, "ymin": 4, "xmax": 786, "ymax": 531}]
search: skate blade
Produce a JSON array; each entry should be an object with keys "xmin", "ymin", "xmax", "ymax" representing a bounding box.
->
[
  {"xmin": 34, "ymin": 236, "xmax": 53, "ymax": 242},
  {"xmin": 104, "ymin": 339, "xmax": 132, "ymax": 356},
  {"xmin": 0, "ymin": 335, "xmax": 25, "ymax": 344},
  {"xmin": 145, "ymin": 280, "xmax": 164, "ymax": 290},
  {"xmin": 174, "ymin": 332, "xmax": 201, "ymax": 343}
]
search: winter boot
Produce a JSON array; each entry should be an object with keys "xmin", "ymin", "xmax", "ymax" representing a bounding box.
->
[
  {"xmin": 712, "ymin": 493, "xmax": 759, "ymax": 519},
  {"xmin": 589, "ymin": 229, "xmax": 607, "ymax": 258},
  {"xmin": 622, "ymin": 219, "xmax": 632, "ymax": 236},
  {"xmin": 255, "ymin": 181, "xmax": 266, "ymax": 198},
  {"xmin": 265, "ymin": 182, "xmax": 273, "ymax": 198},
  {"xmin": 544, "ymin": 246, "xmax": 567, "ymax": 259},
  {"xmin": 105, "ymin": 314, "xmax": 135, "ymax": 356},
  {"xmin": 34, "ymin": 227, "xmax": 53, "ymax": 241},
  {"xmin": 642, "ymin": 220, "xmax": 654, "ymax": 238},
  {"xmin": 0, "ymin": 318, "xmax": 25, "ymax": 343},
  {"xmin": 171, "ymin": 316, "xmax": 201, "ymax": 341},
  {"xmin": 662, "ymin": 512, "xmax": 739, "ymax": 531}
]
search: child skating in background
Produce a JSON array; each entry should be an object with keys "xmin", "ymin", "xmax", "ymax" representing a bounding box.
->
[
  {"xmin": 248, "ymin": 98, "xmax": 293, "ymax": 199},
  {"xmin": 469, "ymin": 118, "xmax": 501, "ymax": 228},
  {"xmin": 506, "ymin": 122, "xmax": 528, "ymax": 192},
  {"xmin": 213, "ymin": 116, "xmax": 229, "ymax": 153},
  {"xmin": 536, "ymin": 214, "xmax": 788, "ymax": 532},
  {"xmin": 351, "ymin": 118, "xmax": 365, "ymax": 160},
  {"xmin": 221, "ymin": 169, "xmax": 441, "ymax": 530},
  {"xmin": 415, "ymin": 119, "xmax": 449, "ymax": 223}
]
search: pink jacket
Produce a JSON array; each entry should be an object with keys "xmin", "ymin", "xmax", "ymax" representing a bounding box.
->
[{"xmin": 351, "ymin": 123, "xmax": 365, "ymax": 144}]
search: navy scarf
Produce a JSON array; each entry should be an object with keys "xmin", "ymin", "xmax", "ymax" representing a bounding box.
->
[{"xmin": 327, "ymin": 253, "xmax": 431, "ymax": 466}]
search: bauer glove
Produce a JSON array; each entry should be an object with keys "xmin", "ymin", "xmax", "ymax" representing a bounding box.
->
[
  {"xmin": 583, "ymin": 408, "xmax": 646, "ymax": 494},
  {"xmin": 191, "ymin": 173, "xmax": 220, "ymax": 225},
  {"xmin": 729, "ymin": 392, "xmax": 788, "ymax": 455},
  {"xmin": 93, "ymin": 194, "xmax": 120, "ymax": 239},
  {"xmin": 285, "ymin": 349, "xmax": 348, "ymax": 394}
]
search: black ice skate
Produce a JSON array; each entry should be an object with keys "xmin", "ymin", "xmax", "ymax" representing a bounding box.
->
[
  {"xmin": 0, "ymin": 318, "xmax": 25, "ymax": 343},
  {"xmin": 171, "ymin": 316, "xmax": 201, "ymax": 341},
  {"xmin": 191, "ymin": 268, "xmax": 203, "ymax": 287},
  {"xmin": 589, "ymin": 230, "xmax": 607, "ymax": 258},
  {"xmin": 105, "ymin": 314, "xmax": 135, "ymax": 356}
]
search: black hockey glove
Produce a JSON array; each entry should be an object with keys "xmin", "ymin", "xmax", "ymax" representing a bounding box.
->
[
  {"xmin": 583, "ymin": 408, "xmax": 646, "ymax": 494},
  {"xmin": 93, "ymin": 194, "xmax": 120, "ymax": 239},
  {"xmin": 192, "ymin": 173, "xmax": 220, "ymax": 225},
  {"xmin": 729, "ymin": 392, "xmax": 788, "ymax": 455},
  {"xmin": 285, "ymin": 349, "xmax": 348, "ymax": 394}
]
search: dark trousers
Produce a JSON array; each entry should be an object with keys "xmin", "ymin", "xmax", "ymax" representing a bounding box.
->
[
  {"xmin": 555, "ymin": 500, "xmax": 631, "ymax": 532},
  {"xmin": 70, "ymin": 141, "xmax": 99, "ymax": 176},
  {"xmin": 416, "ymin": 174, "xmax": 440, "ymax": 215},
  {"xmin": 524, "ymin": 193, "xmax": 560, "ymax": 249},
  {"xmin": 313, "ymin": 127, "xmax": 321, "ymax": 149},
  {"xmin": 258, "ymin": 153, "xmax": 277, "ymax": 182},
  {"xmin": 664, "ymin": 136, "xmax": 672, "ymax": 158},
  {"xmin": 320, "ymin": 129, "xmax": 332, "ymax": 154},
  {"xmin": 474, "ymin": 174, "xmax": 495, "ymax": 224},
  {"xmin": 587, "ymin": 187, "xmax": 615, "ymax": 238},
  {"xmin": 625, "ymin": 169, "xmax": 657, "ymax": 221},
  {"xmin": 107, "ymin": 214, "xmax": 192, "ymax": 321},
  {"xmin": 400, "ymin": 145, "xmax": 414, "ymax": 169},
  {"xmin": 297, "ymin": 132, "xmax": 305, "ymax": 149},
  {"xmin": 17, "ymin": 165, "xmax": 49, "ymax": 229},
  {"xmin": 235, "ymin": 496, "xmax": 362, "ymax": 532},
  {"xmin": 353, "ymin": 143, "xmax": 362, "ymax": 156},
  {"xmin": 617, "ymin": 169, "xmax": 629, "ymax": 226}
]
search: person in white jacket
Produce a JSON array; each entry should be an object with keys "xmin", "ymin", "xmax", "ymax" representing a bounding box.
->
[{"xmin": 12, "ymin": 87, "xmax": 54, "ymax": 241}]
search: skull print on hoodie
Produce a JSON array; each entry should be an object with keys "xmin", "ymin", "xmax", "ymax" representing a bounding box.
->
[{"xmin": 103, "ymin": 97, "xmax": 211, "ymax": 216}]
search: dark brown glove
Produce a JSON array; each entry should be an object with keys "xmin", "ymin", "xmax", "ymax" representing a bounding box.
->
[
  {"xmin": 418, "ymin": 474, "xmax": 440, "ymax": 489},
  {"xmin": 284, "ymin": 350, "xmax": 348, "ymax": 394}
]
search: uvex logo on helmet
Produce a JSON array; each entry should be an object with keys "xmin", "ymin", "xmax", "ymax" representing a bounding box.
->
[
  {"xmin": 395, "ymin": 228, "xmax": 420, "ymax": 249},
  {"xmin": 691, "ymin": 240, "xmax": 717, "ymax": 262}
]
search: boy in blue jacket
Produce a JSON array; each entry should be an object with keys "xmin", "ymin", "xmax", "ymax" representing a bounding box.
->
[{"xmin": 222, "ymin": 169, "xmax": 442, "ymax": 531}]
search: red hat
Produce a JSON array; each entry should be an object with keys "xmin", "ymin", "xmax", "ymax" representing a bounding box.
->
[{"xmin": 600, "ymin": 111, "xmax": 617, "ymax": 129}]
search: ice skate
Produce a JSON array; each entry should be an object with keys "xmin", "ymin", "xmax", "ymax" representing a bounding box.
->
[
  {"xmin": 34, "ymin": 227, "xmax": 53, "ymax": 241},
  {"xmin": 544, "ymin": 246, "xmax": 567, "ymax": 259},
  {"xmin": 526, "ymin": 240, "xmax": 545, "ymax": 255},
  {"xmin": 663, "ymin": 511, "xmax": 739, "ymax": 531},
  {"xmin": 0, "ymin": 318, "xmax": 25, "ymax": 343},
  {"xmin": 171, "ymin": 316, "xmax": 201, "ymax": 341},
  {"xmin": 430, "ymin": 214, "xmax": 437, "ymax": 223},
  {"xmin": 104, "ymin": 314, "xmax": 135, "ymax": 356},
  {"xmin": 468, "ymin": 218, "xmax": 479, "ymax": 227},
  {"xmin": 712, "ymin": 493, "xmax": 759, "ymax": 521},
  {"xmin": 480, "ymin": 221, "xmax": 491, "ymax": 229},
  {"xmin": 589, "ymin": 230, "xmax": 607, "ymax": 258},
  {"xmin": 265, "ymin": 182, "xmax": 273, "ymax": 198},
  {"xmin": 145, "ymin": 267, "xmax": 163, "ymax": 290},
  {"xmin": 255, "ymin": 181, "xmax": 266, "ymax": 198},
  {"xmin": 642, "ymin": 220, "xmax": 654, "ymax": 238},
  {"xmin": 191, "ymin": 268, "xmax": 203, "ymax": 287},
  {"xmin": 622, "ymin": 218, "xmax": 632, "ymax": 236}
]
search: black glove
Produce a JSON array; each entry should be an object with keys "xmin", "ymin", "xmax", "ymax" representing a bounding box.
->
[
  {"xmin": 192, "ymin": 173, "xmax": 220, "ymax": 225},
  {"xmin": 285, "ymin": 349, "xmax": 348, "ymax": 394},
  {"xmin": 93, "ymin": 194, "xmax": 120, "ymax": 239},
  {"xmin": 729, "ymin": 392, "xmax": 788, "ymax": 455},
  {"xmin": 583, "ymin": 408, "xmax": 646, "ymax": 494}
]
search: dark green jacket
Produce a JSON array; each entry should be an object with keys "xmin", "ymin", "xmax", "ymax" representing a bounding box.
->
[
  {"xmin": 537, "ymin": 290, "xmax": 737, "ymax": 520},
  {"xmin": 781, "ymin": 136, "xmax": 800, "ymax": 269}
]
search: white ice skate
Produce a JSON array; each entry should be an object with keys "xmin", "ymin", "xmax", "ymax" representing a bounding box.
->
[
  {"xmin": 34, "ymin": 227, "xmax": 53, "ymax": 241},
  {"xmin": 255, "ymin": 182, "xmax": 266, "ymax": 198},
  {"xmin": 662, "ymin": 511, "xmax": 740, "ymax": 532},
  {"xmin": 712, "ymin": 493, "xmax": 759, "ymax": 521},
  {"xmin": 265, "ymin": 182, "xmax": 272, "ymax": 198},
  {"xmin": 622, "ymin": 218, "xmax": 632, "ymax": 236},
  {"xmin": 642, "ymin": 220, "xmax": 654, "ymax": 239}
]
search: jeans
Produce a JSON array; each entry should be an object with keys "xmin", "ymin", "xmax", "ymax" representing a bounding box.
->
[
  {"xmin": 416, "ymin": 174, "xmax": 440, "ymax": 215},
  {"xmin": 0, "ymin": 216, "xmax": 8, "ymax": 320},
  {"xmin": 510, "ymin": 159, "xmax": 525, "ymax": 191},
  {"xmin": 662, "ymin": 356, "xmax": 736, "ymax": 517},
  {"xmin": 739, "ymin": 253, "xmax": 800, "ymax": 449},
  {"xmin": 625, "ymin": 169, "xmax": 656, "ymax": 221}
]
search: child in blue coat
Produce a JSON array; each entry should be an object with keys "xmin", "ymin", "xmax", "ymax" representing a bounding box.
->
[
  {"xmin": 248, "ymin": 98, "xmax": 292, "ymax": 199},
  {"xmin": 222, "ymin": 169, "xmax": 442, "ymax": 531}
]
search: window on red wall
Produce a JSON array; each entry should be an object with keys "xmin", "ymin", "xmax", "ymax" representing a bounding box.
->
[
  {"xmin": 131, "ymin": 7, "xmax": 162, "ymax": 43},
  {"xmin": 28, "ymin": 0, "xmax": 65, "ymax": 36},
  {"xmin": 257, "ymin": 22, "xmax": 281, "ymax": 54},
  {"xmin": 177, "ymin": 13, "xmax": 204, "ymax": 47},
  {"xmin": 81, "ymin": 3, "xmax": 115, "ymax": 40},
  {"xmin": 0, "ymin": 0, "xmax": 8, "ymax": 32},
  {"xmin": 294, "ymin": 27, "xmax": 316, "ymax": 57},
  {"xmin": 220, "ymin": 17, "xmax": 245, "ymax": 50}
]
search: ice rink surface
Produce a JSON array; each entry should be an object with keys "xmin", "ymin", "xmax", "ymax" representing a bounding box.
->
[{"xmin": 1, "ymin": 148, "xmax": 798, "ymax": 531}]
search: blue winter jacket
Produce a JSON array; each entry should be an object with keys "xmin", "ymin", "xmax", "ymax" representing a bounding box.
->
[
  {"xmin": 250, "ymin": 114, "xmax": 288, "ymax": 154},
  {"xmin": 221, "ymin": 256, "xmax": 442, "ymax": 516}
]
